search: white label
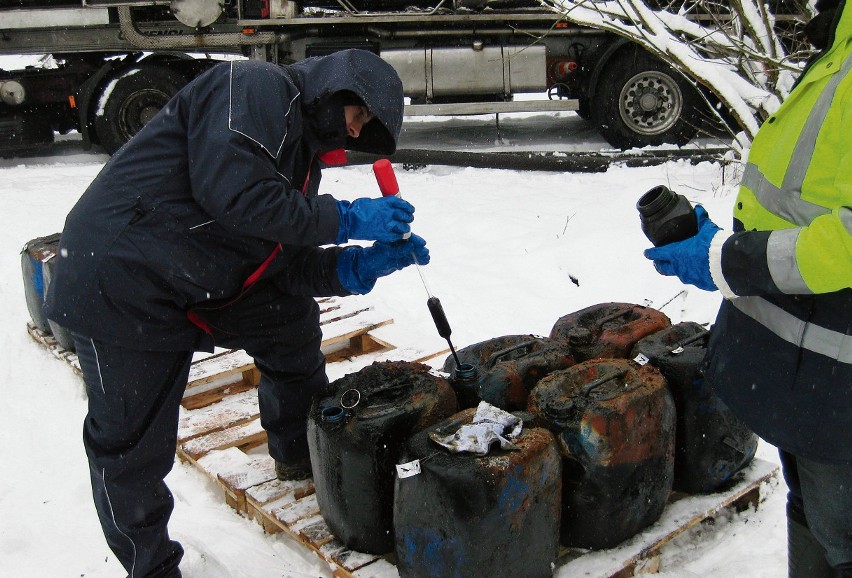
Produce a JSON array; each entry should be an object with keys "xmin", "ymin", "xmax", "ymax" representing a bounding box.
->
[
  {"xmin": 671, "ymin": 346, "xmax": 685, "ymax": 355},
  {"xmin": 396, "ymin": 460, "xmax": 421, "ymax": 479},
  {"xmin": 633, "ymin": 353, "xmax": 650, "ymax": 366}
]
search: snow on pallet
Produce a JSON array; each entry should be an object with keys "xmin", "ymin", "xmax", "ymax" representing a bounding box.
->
[{"xmin": 26, "ymin": 323, "xmax": 81, "ymax": 376}]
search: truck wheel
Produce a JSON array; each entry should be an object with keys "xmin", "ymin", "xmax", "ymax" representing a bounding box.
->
[
  {"xmin": 95, "ymin": 65, "xmax": 186, "ymax": 154},
  {"xmin": 591, "ymin": 47, "xmax": 701, "ymax": 149}
]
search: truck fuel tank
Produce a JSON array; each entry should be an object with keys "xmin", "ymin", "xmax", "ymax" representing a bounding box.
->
[{"xmin": 382, "ymin": 43, "xmax": 546, "ymax": 100}]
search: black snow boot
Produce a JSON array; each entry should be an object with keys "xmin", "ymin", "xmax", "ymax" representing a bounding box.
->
[
  {"xmin": 788, "ymin": 509, "xmax": 839, "ymax": 578},
  {"xmin": 275, "ymin": 458, "xmax": 313, "ymax": 481}
]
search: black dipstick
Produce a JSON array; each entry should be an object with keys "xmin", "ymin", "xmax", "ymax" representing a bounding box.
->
[{"xmin": 427, "ymin": 296, "xmax": 463, "ymax": 369}]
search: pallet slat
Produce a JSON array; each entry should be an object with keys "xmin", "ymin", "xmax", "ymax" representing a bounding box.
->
[
  {"xmin": 179, "ymin": 418, "xmax": 266, "ymax": 461},
  {"xmin": 178, "ymin": 389, "xmax": 260, "ymax": 442}
]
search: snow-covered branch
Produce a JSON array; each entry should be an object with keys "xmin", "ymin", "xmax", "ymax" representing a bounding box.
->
[{"xmin": 539, "ymin": 0, "xmax": 809, "ymax": 141}]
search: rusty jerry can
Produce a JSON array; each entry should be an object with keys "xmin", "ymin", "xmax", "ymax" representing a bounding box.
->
[
  {"xmin": 441, "ymin": 334, "xmax": 574, "ymax": 411},
  {"xmin": 550, "ymin": 302, "xmax": 670, "ymax": 362},
  {"xmin": 21, "ymin": 233, "xmax": 75, "ymax": 351},
  {"xmin": 307, "ymin": 361, "xmax": 457, "ymax": 554},
  {"xmin": 393, "ymin": 407, "xmax": 562, "ymax": 578},
  {"xmin": 528, "ymin": 358, "xmax": 675, "ymax": 550},
  {"xmin": 630, "ymin": 322, "xmax": 758, "ymax": 493}
]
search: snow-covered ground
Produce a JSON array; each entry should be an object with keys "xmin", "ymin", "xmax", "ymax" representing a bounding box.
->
[{"xmin": 0, "ymin": 139, "xmax": 788, "ymax": 578}]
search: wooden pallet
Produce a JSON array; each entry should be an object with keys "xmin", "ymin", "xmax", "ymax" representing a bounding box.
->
[
  {"xmin": 179, "ymin": 393, "xmax": 779, "ymax": 578},
  {"xmin": 27, "ymin": 323, "xmax": 82, "ymax": 376},
  {"xmin": 28, "ymin": 299, "xmax": 779, "ymax": 577},
  {"xmin": 178, "ymin": 358, "xmax": 779, "ymax": 578}
]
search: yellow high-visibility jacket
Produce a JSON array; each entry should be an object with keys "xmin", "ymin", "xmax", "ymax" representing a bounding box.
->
[{"xmin": 706, "ymin": 0, "xmax": 852, "ymax": 463}]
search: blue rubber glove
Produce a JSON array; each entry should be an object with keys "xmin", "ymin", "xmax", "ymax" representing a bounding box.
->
[
  {"xmin": 337, "ymin": 234, "xmax": 430, "ymax": 294},
  {"xmin": 336, "ymin": 196, "xmax": 415, "ymax": 244},
  {"xmin": 643, "ymin": 205, "xmax": 721, "ymax": 291}
]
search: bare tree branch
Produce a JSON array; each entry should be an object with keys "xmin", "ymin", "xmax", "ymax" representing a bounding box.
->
[{"xmin": 539, "ymin": 0, "xmax": 808, "ymax": 143}]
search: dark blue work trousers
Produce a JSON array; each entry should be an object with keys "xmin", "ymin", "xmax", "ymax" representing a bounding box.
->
[
  {"xmin": 782, "ymin": 450, "xmax": 852, "ymax": 576},
  {"xmin": 73, "ymin": 281, "xmax": 329, "ymax": 577}
]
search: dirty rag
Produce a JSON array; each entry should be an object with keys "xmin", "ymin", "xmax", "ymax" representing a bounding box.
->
[{"xmin": 429, "ymin": 401, "xmax": 523, "ymax": 455}]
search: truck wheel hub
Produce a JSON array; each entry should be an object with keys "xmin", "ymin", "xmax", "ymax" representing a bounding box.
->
[
  {"xmin": 118, "ymin": 89, "xmax": 169, "ymax": 138},
  {"xmin": 619, "ymin": 72, "xmax": 683, "ymax": 136}
]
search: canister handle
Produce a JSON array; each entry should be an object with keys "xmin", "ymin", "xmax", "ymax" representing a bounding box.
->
[{"xmin": 485, "ymin": 340, "xmax": 537, "ymax": 369}]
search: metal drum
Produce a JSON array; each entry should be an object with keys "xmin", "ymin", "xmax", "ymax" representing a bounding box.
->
[
  {"xmin": 550, "ymin": 302, "xmax": 671, "ymax": 362},
  {"xmin": 21, "ymin": 233, "xmax": 61, "ymax": 333},
  {"xmin": 393, "ymin": 407, "xmax": 562, "ymax": 578},
  {"xmin": 528, "ymin": 358, "xmax": 675, "ymax": 549},
  {"xmin": 307, "ymin": 361, "xmax": 457, "ymax": 554},
  {"xmin": 630, "ymin": 322, "xmax": 757, "ymax": 493},
  {"xmin": 441, "ymin": 334, "xmax": 574, "ymax": 411}
]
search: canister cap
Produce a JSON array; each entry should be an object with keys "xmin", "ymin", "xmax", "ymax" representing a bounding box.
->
[{"xmin": 455, "ymin": 363, "xmax": 478, "ymax": 381}]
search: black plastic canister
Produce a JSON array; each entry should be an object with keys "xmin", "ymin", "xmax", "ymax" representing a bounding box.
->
[
  {"xmin": 21, "ymin": 233, "xmax": 61, "ymax": 333},
  {"xmin": 630, "ymin": 323, "xmax": 758, "ymax": 493},
  {"xmin": 528, "ymin": 358, "xmax": 675, "ymax": 550},
  {"xmin": 307, "ymin": 361, "xmax": 457, "ymax": 554},
  {"xmin": 441, "ymin": 334, "xmax": 574, "ymax": 411},
  {"xmin": 393, "ymin": 407, "xmax": 562, "ymax": 578},
  {"xmin": 550, "ymin": 302, "xmax": 671, "ymax": 362}
]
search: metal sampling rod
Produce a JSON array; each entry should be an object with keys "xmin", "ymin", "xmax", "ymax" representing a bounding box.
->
[{"xmin": 372, "ymin": 159, "xmax": 464, "ymax": 370}]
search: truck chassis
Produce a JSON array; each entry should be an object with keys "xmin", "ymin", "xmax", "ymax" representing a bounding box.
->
[{"xmin": 0, "ymin": 0, "xmax": 742, "ymax": 153}]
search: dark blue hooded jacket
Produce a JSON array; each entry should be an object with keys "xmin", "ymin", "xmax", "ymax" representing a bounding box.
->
[{"xmin": 44, "ymin": 49, "xmax": 404, "ymax": 351}]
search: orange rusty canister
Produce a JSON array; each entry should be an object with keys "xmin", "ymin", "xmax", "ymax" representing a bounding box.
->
[
  {"xmin": 307, "ymin": 361, "xmax": 457, "ymax": 554},
  {"xmin": 528, "ymin": 358, "xmax": 675, "ymax": 550},
  {"xmin": 393, "ymin": 408, "xmax": 562, "ymax": 578},
  {"xmin": 550, "ymin": 302, "xmax": 671, "ymax": 362},
  {"xmin": 441, "ymin": 334, "xmax": 575, "ymax": 411}
]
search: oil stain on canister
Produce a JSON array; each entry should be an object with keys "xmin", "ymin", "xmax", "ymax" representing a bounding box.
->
[
  {"xmin": 394, "ymin": 407, "xmax": 562, "ymax": 578},
  {"xmin": 528, "ymin": 358, "xmax": 675, "ymax": 550},
  {"xmin": 630, "ymin": 322, "xmax": 758, "ymax": 493},
  {"xmin": 307, "ymin": 361, "xmax": 457, "ymax": 554},
  {"xmin": 441, "ymin": 334, "xmax": 575, "ymax": 411},
  {"xmin": 550, "ymin": 302, "xmax": 671, "ymax": 362}
]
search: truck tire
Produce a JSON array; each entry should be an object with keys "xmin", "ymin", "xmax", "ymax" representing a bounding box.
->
[
  {"xmin": 95, "ymin": 65, "xmax": 186, "ymax": 154},
  {"xmin": 591, "ymin": 47, "xmax": 701, "ymax": 149}
]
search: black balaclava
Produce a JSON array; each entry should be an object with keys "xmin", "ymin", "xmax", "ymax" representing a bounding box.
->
[
  {"xmin": 303, "ymin": 92, "xmax": 348, "ymax": 153},
  {"xmin": 303, "ymin": 90, "xmax": 373, "ymax": 154},
  {"xmin": 804, "ymin": 0, "xmax": 843, "ymax": 50}
]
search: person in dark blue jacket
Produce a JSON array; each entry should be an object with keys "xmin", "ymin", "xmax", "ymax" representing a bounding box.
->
[{"xmin": 44, "ymin": 49, "xmax": 428, "ymax": 578}]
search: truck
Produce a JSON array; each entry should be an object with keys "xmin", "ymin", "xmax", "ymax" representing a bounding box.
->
[{"xmin": 0, "ymin": 0, "xmax": 767, "ymax": 155}]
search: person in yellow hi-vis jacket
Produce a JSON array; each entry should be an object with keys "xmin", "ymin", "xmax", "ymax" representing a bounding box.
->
[{"xmin": 644, "ymin": 1, "xmax": 851, "ymax": 575}]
